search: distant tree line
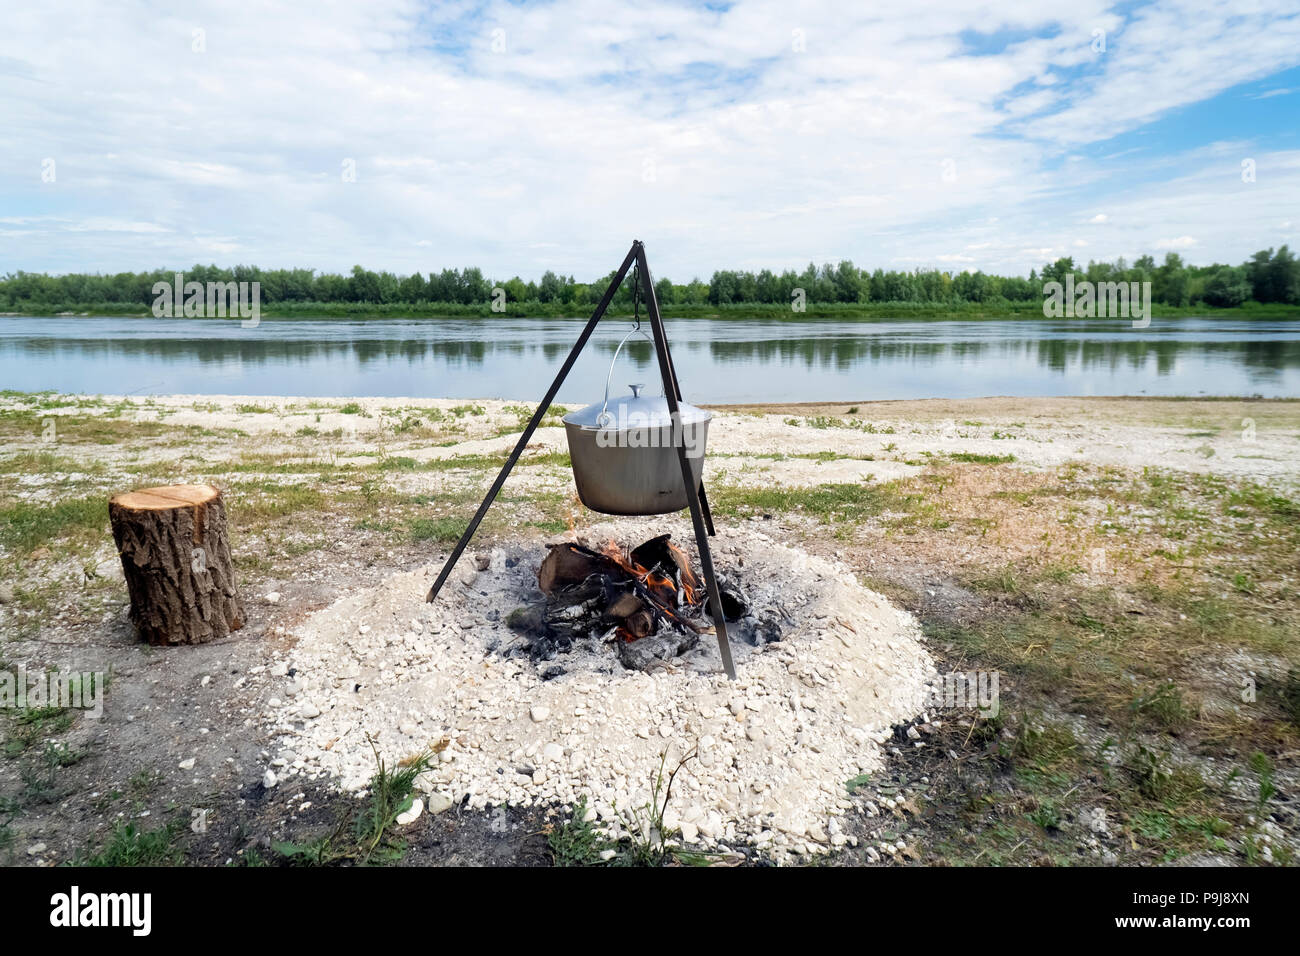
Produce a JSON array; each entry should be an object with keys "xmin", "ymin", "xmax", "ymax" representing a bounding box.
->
[{"xmin": 3, "ymin": 247, "xmax": 1298, "ymax": 312}]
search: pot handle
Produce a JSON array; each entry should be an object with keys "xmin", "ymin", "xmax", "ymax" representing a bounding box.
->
[{"xmin": 597, "ymin": 325, "xmax": 658, "ymax": 427}]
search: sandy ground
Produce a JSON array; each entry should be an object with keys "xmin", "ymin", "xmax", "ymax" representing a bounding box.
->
[
  {"xmin": 1, "ymin": 393, "xmax": 1296, "ymax": 866},
  {"xmin": 10, "ymin": 393, "xmax": 1297, "ymax": 493}
]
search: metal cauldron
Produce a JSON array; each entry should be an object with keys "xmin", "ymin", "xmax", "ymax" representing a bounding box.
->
[{"xmin": 562, "ymin": 329, "xmax": 711, "ymax": 516}]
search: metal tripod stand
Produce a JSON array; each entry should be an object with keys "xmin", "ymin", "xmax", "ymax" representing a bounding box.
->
[{"xmin": 425, "ymin": 239, "xmax": 736, "ymax": 679}]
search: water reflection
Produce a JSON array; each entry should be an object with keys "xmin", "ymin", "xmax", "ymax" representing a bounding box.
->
[{"xmin": 0, "ymin": 316, "xmax": 1296, "ymax": 401}]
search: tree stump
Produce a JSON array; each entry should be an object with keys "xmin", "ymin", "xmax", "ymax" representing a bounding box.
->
[{"xmin": 109, "ymin": 484, "xmax": 246, "ymax": 645}]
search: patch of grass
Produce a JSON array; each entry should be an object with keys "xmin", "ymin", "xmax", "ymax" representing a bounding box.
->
[
  {"xmin": 0, "ymin": 451, "xmax": 99, "ymax": 476},
  {"xmin": 713, "ymin": 480, "xmax": 907, "ymax": 528},
  {"xmin": 1005, "ymin": 719, "xmax": 1082, "ymax": 788},
  {"xmin": 409, "ymin": 516, "xmax": 466, "ymax": 543},
  {"xmin": 20, "ymin": 741, "xmax": 85, "ymax": 804},
  {"xmin": 1249, "ymin": 752, "xmax": 1276, "ymax": 810},
  {"xmin": 232, "ymin": 483, "xmax": 326, "ymax": 522},
  {"xmin": 3, "ymin": 705, "xmax": 75, "ymax": 757},
  {"xmin": 0, "ymin": 795, "xmax": 18, "ymax": 853},
  {"xmin": 528, "ymin": 518, "xmax": 569, "ymax": 534},
  {"xmin": 950, "ymin": 452, "xmax": 1016, "ymax": 465},
  {"xmin": 846, "ymin": 773, "xmax": 873, "ymax": 793},
  {"xmin": 275, "ymin": 738, "xmax": 443, "ymax": 866},
  {"xmin": 1027, "ymin": 799, "xmax": 1061, "ymax": 832},
  {"xmin": 128, "ymin": 767, "xmax": 165, "ymax": 801},
  {"xmin": 78, "ymin": 821, "xmax": 183, "ymax": 866},
  {"xmin": 1129, "ymin": 682, "xmax": 1192, "ymax": 732},
  {"xmin": 1121, "ymin": 745, "xmax": 1205, "ymax": 805},
  {"xmin": 0, "ymin": 497, "xmax": 105, "ymax": 553},
  {"xmin": 550, "ymin": 751, "xmax": 710, "ymax": 867},
  {"xmin": 548, "ymin": 795, "xmax": 611, "ymax": 866}
]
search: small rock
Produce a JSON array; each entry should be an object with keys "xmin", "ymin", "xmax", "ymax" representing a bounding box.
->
[
  {"xmin": 298, "ymin": 700, "xmax": 321, "ymax": 719},
  {"xmin": 264, "ymin": 592, "xmax": 281, "ymax": 604},
  {"xmin": 262, "ymin": 769, "xmax": 278, "ymax": 789},
  {"xmin": 395, "ymin": 798, "xmax": 423, "ymax": 826},
  {"xmin": 599, "ymin": 848, "xmax": 617, "ymax": 861},
  {"xmin": 270, "ymin": 662, "xmax": 289, "ymax": 677},
  {"xmin": 427, "ymin": 793, "xmax": 455, "ymax": 815},
  {"xmin": 26, "ymin": 842, "xmax": 46, "ymax": 856},
  {"xmin": 530, "ymin": 705, "xmax": 550, "ymax": 723},
  {"xmin": 178, "ymin": 758, "xmax": 196, "ymax": 771},
  {"xmin": 1084, "ymin": 807, "xmax": 1109, "ymax": 835}
]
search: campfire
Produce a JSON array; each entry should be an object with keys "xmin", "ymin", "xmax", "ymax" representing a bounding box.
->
[{"xmin": 506, "ymin": 533, "xmax": 759, "ymax": 671}]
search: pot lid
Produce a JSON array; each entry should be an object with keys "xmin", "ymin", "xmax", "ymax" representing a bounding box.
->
[{"xmin": 563, "ymin": 384, "xmax": 712, "ymax": 430}]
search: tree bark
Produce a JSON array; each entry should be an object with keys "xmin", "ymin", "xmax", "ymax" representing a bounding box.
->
[{"xmin": 109, "ymin": 484, "xmax": 246, "ymax": 645}]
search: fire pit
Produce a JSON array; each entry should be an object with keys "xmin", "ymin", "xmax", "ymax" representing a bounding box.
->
[
  {"xmin": 269, "ymin": 520, "xmax": 937, "ymax": 860},
  {"xmin": 504, "ymin": 534, "xmax": 770, "ymax": 672}
]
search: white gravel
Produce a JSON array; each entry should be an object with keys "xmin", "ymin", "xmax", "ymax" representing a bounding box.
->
[{"xmin": 262, "ymin": 518, "xmax": 935, "ymax": 860}]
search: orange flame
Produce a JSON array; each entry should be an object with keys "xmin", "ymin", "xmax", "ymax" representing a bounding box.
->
[{"xmin": 598, "ymin": 539, "xmax": 701, "ymax": 612}]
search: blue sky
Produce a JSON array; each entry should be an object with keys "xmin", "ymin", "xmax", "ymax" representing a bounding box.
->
[{"xmin": 1, "ymin": 0, "xmax": 1298, "ymax": 281}]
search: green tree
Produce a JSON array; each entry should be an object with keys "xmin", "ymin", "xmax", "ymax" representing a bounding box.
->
[{"xmin": 1201, "ymin": 266, "xmax": 1250, "ymax": 307}]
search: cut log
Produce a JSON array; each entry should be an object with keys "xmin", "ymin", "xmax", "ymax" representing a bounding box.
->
[{"xmin": 108, "ymin": 484, "xmax": 245, "ymax": 646}]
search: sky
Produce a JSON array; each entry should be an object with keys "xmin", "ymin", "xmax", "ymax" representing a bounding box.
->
[{"xmin": 1, "ymin": 0, "xmax": 1298, "ymax": 283}]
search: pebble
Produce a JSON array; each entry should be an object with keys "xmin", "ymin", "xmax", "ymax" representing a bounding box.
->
[
  {"xmin": 270, "ymin": 662, "xmax": 289, "ymax": 677},
  {"xmin": 427, "ymin": 793, "xmax": 455, "ymax": 815},
  {"xmin": 178, "ymin": 758, "xmax": 196, "ymax": 771},
  {"xmin": 530, "ymin": 705, "xmax": 550, "ymax": 722},
  {"xmin": 265, "ymin": 592, "xmax": 281, "ymax": 604},
  {"xmin": 262, "ymin": 769, "xmax": 279, "ymax": 789},
  {"xmin": 26, "ymin": 842, "xmax": 46, "ymax": 856},
  {"xmin": 395, "ymin": 798, "xmax": 424, "ymax": 826}
]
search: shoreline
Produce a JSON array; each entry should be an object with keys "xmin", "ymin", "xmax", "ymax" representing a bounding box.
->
[{"xmin": 5, "ymin": 304, "xmax": 1300, "ymax": 321}]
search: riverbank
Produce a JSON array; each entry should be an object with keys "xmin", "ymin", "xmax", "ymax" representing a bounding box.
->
[
  {"xmin": 6, "ymin": 301, "xmax": 1300, "ymax": 320},
  {"xmin": 1, "ymin": 393, "xmax": 1297, "ymax": 866}
]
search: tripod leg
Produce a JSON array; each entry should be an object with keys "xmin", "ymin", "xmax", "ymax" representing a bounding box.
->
[
  {"xmin": 636, "ymin": 243, "xmax": 736, "ymax": 679},
  {"xmin": 426, "ymin": 244, "xmax": 638, "ymax": 602},
  {"xmin": 645, "ymin": 273, "xmax": 716, "ymax": 535}
]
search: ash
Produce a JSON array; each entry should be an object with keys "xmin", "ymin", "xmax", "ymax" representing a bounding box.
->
[
  {"xmin": 261, "ymin": 519, "xmax": 936, "ymax": 861},
  {"xmin": 481, "ymin": 536, "xmax": 791, "ymax": 677}
]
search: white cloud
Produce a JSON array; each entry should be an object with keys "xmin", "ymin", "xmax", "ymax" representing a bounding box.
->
[{"xmin": 0, "ymin": 0, "xmax": 1296, "ymax": 279}]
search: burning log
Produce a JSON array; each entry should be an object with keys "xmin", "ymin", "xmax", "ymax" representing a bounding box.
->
[{"xmin": 510, "ymin": 534, "xmax": 734, "ymax": 670}]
